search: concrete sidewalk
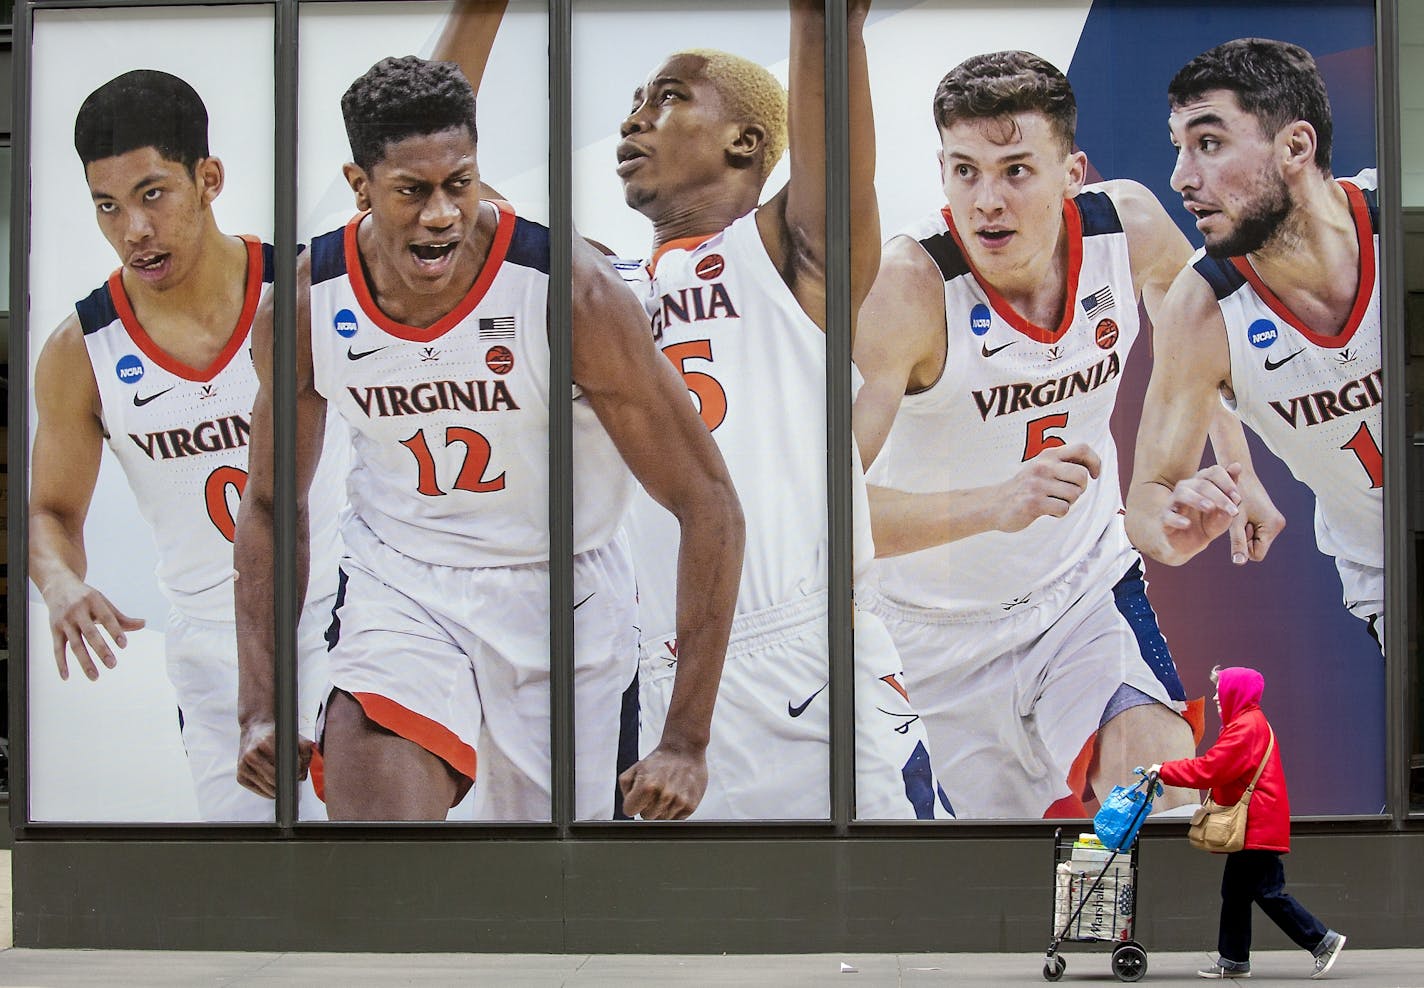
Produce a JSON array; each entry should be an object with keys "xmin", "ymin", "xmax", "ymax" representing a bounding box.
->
[
  {"xmin": 2, "ymin": 853, "xmax": 1420, "ymax": 986},
  {"xmin": 0, "ymin": 948, "xmax": 1418, "ymax": 986}
]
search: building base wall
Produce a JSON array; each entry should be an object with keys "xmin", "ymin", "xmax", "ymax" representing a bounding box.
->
[{"xmin": 12, "ymin": 831, "xmax": 1423, "ymax": 952}]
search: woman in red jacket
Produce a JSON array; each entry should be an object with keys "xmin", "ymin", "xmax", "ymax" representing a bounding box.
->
[{"xmin": 1149, "ymin": 666, "xmax": 1346, "ymax": 980}]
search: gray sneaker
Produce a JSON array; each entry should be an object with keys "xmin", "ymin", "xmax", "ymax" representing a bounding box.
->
[
  {"xmin": 1312, "ymin": 931, "xmax": 1346, "ymax": 979},
  {"xmin": 1198, "ymin": 957, "xmax": 1251, "ymax": 979}
]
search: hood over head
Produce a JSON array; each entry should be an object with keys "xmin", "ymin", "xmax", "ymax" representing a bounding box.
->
[{"xmin": 1216, "ymin": 666, "xmax": 1265, "ymax": 725}]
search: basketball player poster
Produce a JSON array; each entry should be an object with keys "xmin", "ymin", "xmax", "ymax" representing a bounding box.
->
[
  {"xmin": 25, "ymin": 5, "xmax": 277, "ymax": 823},
  {"xmin": 856, "ymin": 0, "xmax": 1384, "ymax": 819}
]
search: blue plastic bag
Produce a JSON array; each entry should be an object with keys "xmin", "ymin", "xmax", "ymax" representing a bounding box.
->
[{"xmin": 1093, "ymin": 768, "xmax": 1163, "ymax": 851}]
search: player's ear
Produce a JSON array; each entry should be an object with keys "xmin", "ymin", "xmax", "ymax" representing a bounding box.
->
[
  {"xmin": 342, "ymin": 162, "xmax": 372, "ymax": 212},
  {"xmin": 1280, "ymin": 120, "xmax": 1318, "ymax": 174},
  {"xmin": 1064, "ymin": 148, "xmax": 1087, "ymax": 198},
  {"xmin": 195, "ymin": 156, "xmax": 225, "ymax": 205},
  {"xmin": 727, "ymin": 122, "xmax": 767, "ymax": 171}
]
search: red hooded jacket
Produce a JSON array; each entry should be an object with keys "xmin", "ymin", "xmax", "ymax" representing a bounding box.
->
[{"xmin": 1157, "ymin": 667, "xmax": 1291, "ymax": 853}]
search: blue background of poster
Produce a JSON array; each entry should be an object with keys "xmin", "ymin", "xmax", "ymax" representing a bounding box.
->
[{"xmin": 1071, "ymin": 0, "xmax": 1385, "ymax": 814}]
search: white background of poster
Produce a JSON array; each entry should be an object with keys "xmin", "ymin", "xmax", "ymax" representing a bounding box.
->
[
  {"xmin": 298, "ymin": 0, "xmax": 549, "ymax": 239},
  {"xmin": 26, "ymin": 6, "xmax": 275, "ymax": 821}
]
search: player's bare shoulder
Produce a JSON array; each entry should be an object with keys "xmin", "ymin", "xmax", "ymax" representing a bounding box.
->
[
  {"xmin": 856, "ymin": 233, "xmax": 948, "ymax": 387},
  {"xmin": 35, "ymin": 314, "xmax": 102, "ymax": 419},
  {"xmin": 1099, "ymin": 180, "xmax": 1183, "ymax": 253}
]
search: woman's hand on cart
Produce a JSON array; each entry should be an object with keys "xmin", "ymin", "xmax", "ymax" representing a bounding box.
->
[{"xmin": 1137, "ymin": 765, "xmax": 1164, "ymax": 797}]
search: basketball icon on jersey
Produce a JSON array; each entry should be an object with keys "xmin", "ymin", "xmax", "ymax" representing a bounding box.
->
[
  {"xmin": 334, "ymin": 308, "xmax": 359, "ymax": 339},
  {"xmin": 970, "ymin": 303, "xmax": 992, "ymax": 336},
  {"xmin": 486, "ymin": 345, "xmax": 515, "ymax": 375},
  {"xmin": 115, "ymin": 353, "xmax": 145, "ymax": 385},
  {"xmin": 695, "ymin": 254, "xmax": 725, "ymax": 280},
  {"xmin": 1095, "ymin": 318, "xmax": 1119, "ymax": 350}
]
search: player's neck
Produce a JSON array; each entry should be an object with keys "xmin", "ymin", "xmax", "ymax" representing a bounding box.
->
[
  {"xmin": 646, "ymin": 184, "xmax": 757, "ymax": 252},
  {"xmin": 979, "ymin": 224, "xmax": 1070, "ymax": 329},
  {"xmin": 122, "ymin": 227, "xmax": 250, "ymax": 352},
  {"xmin": 1248, "ymin": 180, "xmax": 1358, "ymax": 301}
]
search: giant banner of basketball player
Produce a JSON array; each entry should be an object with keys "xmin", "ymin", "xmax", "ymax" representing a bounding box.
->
[
  {"xmin": 568, "ymin": 0, "xmax": 945, "ymax": 824},
  {"xmin": 289, "ymin": 0, "xmax": 551, "ymax": 823},
  {"xmin": 25, "ymin": 5, "xmax": 279, "ymax": 823},
  {"xmin": 854, "ymin": 0, "xmax": 1384, "ymax": 819}
]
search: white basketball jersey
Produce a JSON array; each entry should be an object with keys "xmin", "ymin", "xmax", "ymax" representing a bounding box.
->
[
  {"xmin": 80, "ymin": 237, "xmax": 344, "ymax": 622},
  {"xmin": 1197, "ymin": 170, "xmax": 1383, "ymax": 570},
  {"xmin": 618, "ymin": 211, "xmax": 855, "ymax": 644},
  {"xmin": 309, "ymin": 201, "xmax": 632, "ymax": 568},
  {"xmin": 867, "ymin": 189, "xmax": 1139, "ymax": 614}
]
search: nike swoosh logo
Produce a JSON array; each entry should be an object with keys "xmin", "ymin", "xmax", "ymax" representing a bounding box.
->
[
  {"xmin": 788, "ymin": 682, "xmax": 829, "ymax": 718},
  {"xmin": 1264, "ymin": 349, "xmax": 1305, "ymax": 371},
  {"xmin": 981, "ymin": 341, "xmax": 1015, "ymax": 358},
  {"xmin": 132, "ymin": 387, "xmax": 174, "ymax": 407},
  {"xmin": 573, "ymin": 592, "xmax": 595, "ymax": 610},
  {"xmin": 347, "ymin": 346, "xmax": 387, "ymax": 360}
]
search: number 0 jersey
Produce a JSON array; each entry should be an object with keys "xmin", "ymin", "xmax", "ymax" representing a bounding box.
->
[
  {"xmin": 1196, "ymin": 169, "xmax": 1383, "ymax": 571},
  {"xmin": 866, "ymin": 188, "xmax": 1140, "ymax": 615},
  {"xmin": 309, "ymin": 201, "xmax": 633, "ymax": 568},
  {"xmin": 79, "ymin": 236, "xmax": 343, "ymax": 623},
  {"xmin": 618, "ymin": 209, "xmax": 874, "ymax": 644}
]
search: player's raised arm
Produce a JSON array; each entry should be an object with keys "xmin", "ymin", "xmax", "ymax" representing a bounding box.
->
[
  {"xmin": 1124, "ymin": 268, "xmax": 1243, "ymax": 566},
  {"xmin": 234, "ymin": 252, "xmax": 328, "ymax": 798},
  {"xmin": 757, "ymin": 0, "xmax": 865, "ymax": 333},
  {"xmin": 569, "ymin": 236, "xmax": 744, "ymax": 821},
  {"xmin": 432, "ymin": 0, "xmax": 508, "ymax": 92},
  {"xmin": 29, "ymin": 319, "xmax": 146, "ymax": 681}
]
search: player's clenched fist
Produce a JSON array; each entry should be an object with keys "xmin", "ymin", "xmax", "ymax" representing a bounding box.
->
[
  {"xmin": 618, "ymin": 743, "xmax": 709, "ymax": 821},
  {"xmin": 994, "ymin": 442, "xmax": 1102, "ymax": 533},
  {"xmin": 236, "ymin": 719, "xmax": 313, "ymax": 799},
  {"xmin": 41, "ymin": 575, "xmax": 145, "ymax": 682},
  {"xmin": 1158, "ymin": 462, "xmax": 1243, "ymax": 559}
]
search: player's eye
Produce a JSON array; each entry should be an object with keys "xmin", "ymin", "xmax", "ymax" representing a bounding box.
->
[
  {"xmin": 1199, "ymin": 137, "xmax": 1220, "ymax": 152},
  {"xmin": 143, "ymin": 188, "xmax": 163, "ymax": 201},
  {"xmin": 1007, "ymin": 164, "xmax": 1028, "ymax": 178},
  {"xmin": 96, "ymin": 202, "xmax": 117, "ymax": 214}
]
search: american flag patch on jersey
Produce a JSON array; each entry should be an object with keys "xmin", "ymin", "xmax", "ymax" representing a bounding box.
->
[
  {"xmin": 479, "ymin": 316, "xmax": 516, "ymax": 339},
  {"xmin": 1080, "ymin": 286, "xmax": 1115, "ymax": 320}
]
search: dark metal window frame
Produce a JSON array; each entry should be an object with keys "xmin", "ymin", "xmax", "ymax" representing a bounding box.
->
[{"xmin": 3, "ymin": 0, "xmax": 1416, "ymax": 845}]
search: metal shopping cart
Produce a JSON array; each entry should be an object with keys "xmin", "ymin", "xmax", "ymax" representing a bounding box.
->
[{"xmin": 1042, "ymin": 770, "xmax": 1160, "ymax": 982}]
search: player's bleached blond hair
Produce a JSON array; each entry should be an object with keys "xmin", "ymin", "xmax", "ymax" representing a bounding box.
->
[{"xmin": 673, "ymin": 48, "xmax": 788, "ymax": 185}]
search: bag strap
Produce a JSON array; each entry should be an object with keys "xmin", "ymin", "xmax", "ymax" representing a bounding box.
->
[
  {"xmin": 1243, "ymin": 728, "xmax": 1275, "ymax": 796},
  {"xmin": 1203, "ymin": 727, "xmax": 1276, "ymax": 805}
]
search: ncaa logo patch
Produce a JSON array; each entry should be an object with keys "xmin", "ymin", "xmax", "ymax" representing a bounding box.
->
[
  {"xmin": 486, "ymin": 345, "xmax": 514, "ymax": 375},
  {"xmin": 695, "ymin": 254, "xmax": 725, "ymax": 280},
  {"xmin": 115, "ymin": 353, "xmax": 145, "ymax": 385},
  {"xmin": 1248, "ymin": 318, "xmax": 1278, "ymax": 349},
  {"xmin": 1095, "ymin": 318, "xmax": 1119, "ymax": 350},
  {"xmin": 970, "ymin": 303, "xmax": 992, "ymax": 336},
  {"xmin": 334, "ymin": 308, "xmax": 359, "ymax": 339}
]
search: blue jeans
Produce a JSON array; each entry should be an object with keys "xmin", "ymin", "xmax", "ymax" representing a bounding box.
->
[{"xmin": 1218, "ymin": 849, "xmax": 1329, "ymax": 963}]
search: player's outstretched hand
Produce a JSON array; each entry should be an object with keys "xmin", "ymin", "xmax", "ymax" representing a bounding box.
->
[
  {"xmin": 618, "ymin": 743, "xmax": 709, "ymax": 821},
  {"xmin": 1160, "ymin": 462, "xmax": 1242, "ymax": 559},
  {"xmin": 1224, "ymin": 462, "xmax": 1285, "ymax": 565},
  {"xmin": 42, "ymin": 576, "xmax": 145, "ymax": 682},
  {"xmin": 995, "ymin": 442, "xmax": 1102, "ymax": 533}
]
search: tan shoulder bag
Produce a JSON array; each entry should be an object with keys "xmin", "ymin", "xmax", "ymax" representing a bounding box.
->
[{"xmin": 1187, "ymin": 728, "xmax": 1274, "ymax": 853}]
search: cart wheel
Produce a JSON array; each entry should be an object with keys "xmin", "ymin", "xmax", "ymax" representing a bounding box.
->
[
  {"xmin": 1111, "ymin": 942, "xmax": 1148, "ymax": 983},
  {"xmin": 1043, "ymin": 955, "xmax": 1066, "ymax": 982}
]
